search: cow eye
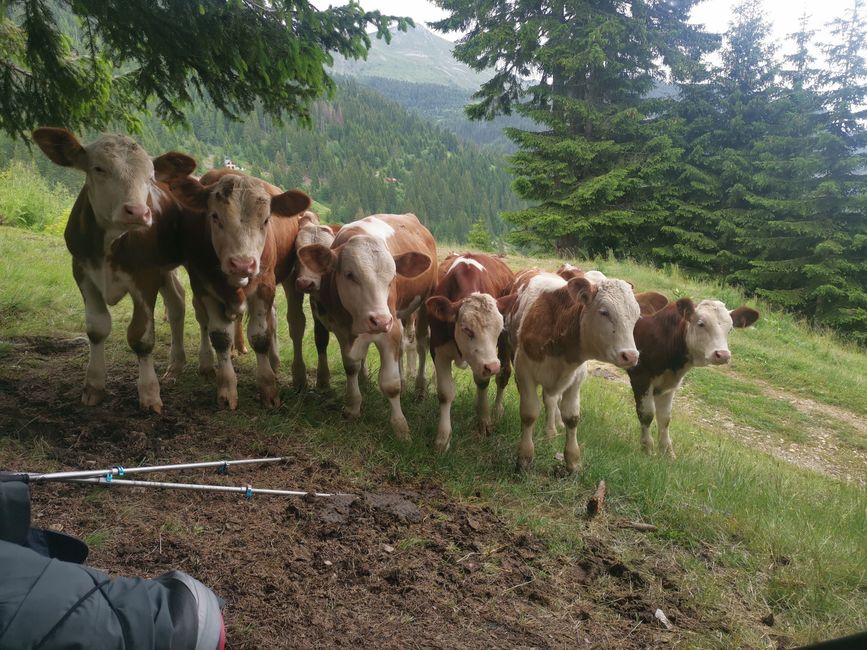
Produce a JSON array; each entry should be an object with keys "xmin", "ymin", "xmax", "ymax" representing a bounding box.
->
[
  {"xmin": 697, "ymin": 320, "xmax": 705, "ymax": 328},
  {"xmin": 344, "ymin": 271, "xmax": 354, "ymax": 282},
  {"xmin": 599, "ymin": 308, "xmax": 609, "ymax": 317},
  {"xmin": 93, "ymin": 166, "xmax": 106, "ymax": 174},
  {"xmin": 263, "ymin": 217, "xmax": 270, "ymax": 228},
  {"xmin": 463, "ymin": 327, "xmax": 475, "ymax": 339}
]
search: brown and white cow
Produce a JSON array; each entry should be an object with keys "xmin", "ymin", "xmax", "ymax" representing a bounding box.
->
[
  {"xmin": 288, "ymin": 212, "xmax": 341, "ymax": 389},
  {"xmin": 424, "ymin": 253, "xmax": 516, "ymax": 453},
  {"xmin": 297, "ymin": 214, "xmax": 436, "ymax": 439},
  {"xmin": 557, "ymin": 264, "xmax": 668, "ymax": 316},
  {"xmin": 506, "ymin": 271, "xmax": 641, "ymax": 471},
  {"xmin": 33, "ymin": 128, "xmax": 196, "ymax": 412},
  {"xmin": 628, "ymin": 299, "xmax": 759, "ymax": 458},
  {"xmin": 154, "ymin": 168, "xmax": 311, "ymax": 408}
]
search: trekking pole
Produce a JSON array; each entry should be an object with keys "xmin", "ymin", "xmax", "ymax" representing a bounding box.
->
[
  {"xmin": 5, "ymin": 457, "xmax": 287, "ymax": 483},
  {"xmin": 66, "ymin": 476, "xmax": 342, "ymax": 498}
]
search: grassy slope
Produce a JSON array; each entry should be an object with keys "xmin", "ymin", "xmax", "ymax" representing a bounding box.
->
[{"xmin": 1, "ymin": 227, "xmax": 865, "ymax": 647}]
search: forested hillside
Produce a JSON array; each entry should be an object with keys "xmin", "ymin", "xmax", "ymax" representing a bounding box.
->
[{"xmin": 0, "ymin": 78, "xmax": 520, "ymax": 240}]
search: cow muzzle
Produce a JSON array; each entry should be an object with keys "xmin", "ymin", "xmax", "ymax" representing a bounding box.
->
[
  {"xmin": 615, "ymin": 349, "xmax": 640, "ymax": 368},
  {"xmin": 711, "ymin": 349, "xmax": 731, "ymax": 364},
  {"xmin": 366, "ymin": 313, "xmax": 393, "ymax": 334},
  {"xmin": 480, "ymin": 360, "xmax": 501, "ymax": 378},
  {"xmin": 295, "ymin": 277, "xmax": 317, "ymax": 293},
  {"xmin": 120, "ymin": 202, "xmax": 152, "ymax": 227}
]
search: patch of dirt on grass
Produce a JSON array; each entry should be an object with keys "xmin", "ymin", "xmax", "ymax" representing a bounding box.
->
[{"xmin": 0, "ymin": 338, "xmax": 737, "ymax": 648}]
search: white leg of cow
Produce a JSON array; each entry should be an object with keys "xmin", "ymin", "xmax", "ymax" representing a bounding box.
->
[
  {"xmin": 542, "ymin": 389, "xmax": 560, "ymax": 440},
  {"xmin": 268, "ymin": 305, "xmax": 280, "ymax": 374},
  {"xmin": 192, "ymin": 295, "xmax": 214, "ymax": 376},
  {"xmin": 555, "ymin": 395, "xmax": 565, "ymax": 431},
  {"xmin": 433, "ymin": 350, "xmax": 456, "ymax": 453},
  {"xmin": 341, "ymin": 337, "xmax": 365, "ymax": 419},
  {"xmin": 400, "ymin": 317, "xmax": 417, "ymax": 389},
  {"xmin": 77, "ymin": 273, "xmax": 111, "ymax": 406},
  {"xmin": 377, "ymin": 325, "xmax": 410, "ymax": 440},
  {"xmin": 560, "ymin": 371, "xmax": 585, "ymax": 473},
  {"xmin": 285, "ymin": 280, "xmax": 307, "ymax": 389},
  {"xmin": 494, "ymin": 335, "xmax": 511, "ymax": 421},
  {"xmin": 636, "ymin": 389, "xmax": 656, "ymax": 455},
  {"xmin": 202, "ymin": 296, "xmax": 238, "ymax": 410},
  {"xmin": 414, "ymin": 308, "xmax": 430, "ymax": 398},
  {"xmin": 247, "ymin": 293, "xmax": 279, "ymax": 408},
  {"xmin": 159, "ymin": 270, "xmax": 186, "ymax": 379},
  {"xmin": 654, "ymin": 389, "xmax": 677, "ymax": 459},
  {"xmin": 127, "ymin": 291, "xmax": 161, "ymax": 414},
  {"xmin": 515, "ymin": 356, "xmax": 540, "ymax": 471},
  {"xmin": 476, "ymin": 377, "xmax": 492, "ymax": 435}
]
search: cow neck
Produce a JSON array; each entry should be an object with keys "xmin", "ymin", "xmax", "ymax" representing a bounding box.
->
[{"xmin": 632, "ymin": 303, "xmax": 691, "ymax": 377}]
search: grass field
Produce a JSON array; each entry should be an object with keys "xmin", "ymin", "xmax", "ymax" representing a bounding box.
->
[{"xmin": 1, "ymin": 226, "xmax": 865, "ymax": 648}]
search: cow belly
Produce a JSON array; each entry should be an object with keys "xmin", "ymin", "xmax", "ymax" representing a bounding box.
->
[
  {"xmin": 651, "ymin": 369, "xmax": 687, "ymax": 396},
  {"xmin": 520, "ymin": 353, "xmax": 583, "ymax": 393},
  {"xmin": 84, "ymin": 263, "xmax": 133, "ymax": 306}
]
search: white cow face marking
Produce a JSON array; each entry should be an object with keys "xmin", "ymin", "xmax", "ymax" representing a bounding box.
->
[
  {"xmin": 684, "ymin": 300, "xmax": 736, "ymax": 366},
  {"xmin": 33, "ymin": 128, "xmax": 196, "ymax": 233},
  {"xmin": 572, "ymin": 278, "xmax": 641, "ymax": 368},
  {"xmin": 295, "ymin": 224, "xmax": 336, "ymax": 293},
  {"xmin": 428, "ymin": 293, "xmax": 503, "ymax": 380}
]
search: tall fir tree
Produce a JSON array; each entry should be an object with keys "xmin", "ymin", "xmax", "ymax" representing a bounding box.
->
[{"xmin": 432, "ymin": 0, "xmax": 717, "ymax": 256}]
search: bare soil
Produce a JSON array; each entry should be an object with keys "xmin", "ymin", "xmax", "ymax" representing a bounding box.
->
[{"xmin": 0, "ymin": 337, "xmax": 744, "ymax": 648}]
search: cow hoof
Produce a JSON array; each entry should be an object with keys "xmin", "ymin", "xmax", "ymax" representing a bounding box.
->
[
  {"xmin": 261, "ymin": 386, "xmax": 280, "ymax": 408},
  {"xmin": 434, "ymin": 436, "xmax": 451, "ymax": 454},
  {"xmin": 316, "ymin": 378, "xmax": 331, "ymax": 390},
  {"xmin": 392, "ymin": 417, "xmax": 410, "ymax": 441},
  {"xmin": 140, "ymin": 398, "xmax": 163, "ymax": 415},
  {"xmin": 494, "ymin": 403, "xmax": 505, "ymax": 420},
  {"xmin": 292, "ymin": 376, "xmax": 309, "ymax": 391},
  {"xmin": 81, "ymin": 386, "xmax": 107, "ymax": 406},
  {"xmin": 218, "ymin": 390, "xmax": 239, "ymax": 410},
  {"xmin": 343, "ymin": 407, "xmax": 361, "ymax": 420},
  {"xmin": 198, "ymin": 365, "xmax": 216, "ymax": 378},
  {"xmin": 516, "ymin": 455, "xmax": 534, "ymax": 473},
  {"xmin": 163, "ymin": 362, "xmax": 185, "ymax": 382},
  {"xmin": 478, "ymin": 419, "xmax": 492, "ymax": 436},
  {"xmin": 661, "ymin": 446, "xmax": 677, "ymax": 460},
  {"xmin": 544, "ymin": 428, "xmax": 559, "ymax": 441}
]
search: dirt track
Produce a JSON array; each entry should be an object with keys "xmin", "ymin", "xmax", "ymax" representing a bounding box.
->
[{"xmin": 0, "ymin": 336, "xmax": 736, "ymax": 649}]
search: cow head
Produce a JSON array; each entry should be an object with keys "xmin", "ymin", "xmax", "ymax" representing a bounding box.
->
[
  {"xmin": 426, "ymin": 292, "xmax": 508, "ymax": 380},
  {"xmin": 32, "ymin": 128, "xmax": 195, "ymax": 232},
  {"xmin": 295, "ymin": 219, "xmax": 341, "ymax": 294},
  {"xmin": 172, "ymin": 174, "xmax": 311, "ymax": 287},
  {"xmin": 298, "ymin": 236, "xmax": 431, "ymax": 335},
  {"xmin": 679, "ymin": 299, "xmax": 760, "ymax": 366},
  {"xmin": 571, "ymin": 277, "xmax": 641, "ymax": 368}
]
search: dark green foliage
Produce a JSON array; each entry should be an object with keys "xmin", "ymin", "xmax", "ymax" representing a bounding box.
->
[{"xmin": 0, "ymin": 0, "xmax": 410, "ymax": 139}]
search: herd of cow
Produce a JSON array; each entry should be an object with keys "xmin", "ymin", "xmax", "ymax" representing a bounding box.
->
[{"xmin": 31, "ymin": 128, "xmax": 760, "ymax": 471}]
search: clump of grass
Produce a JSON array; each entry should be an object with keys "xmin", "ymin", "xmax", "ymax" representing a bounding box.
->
[{"xmin": 0, "ymin": 161, "xmax": 73, "ymax": 233}]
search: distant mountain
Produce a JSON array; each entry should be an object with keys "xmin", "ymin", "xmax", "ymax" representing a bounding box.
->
[{"xmin": 332, "ymin": 25, "xmax": 488, "ymax": 91}]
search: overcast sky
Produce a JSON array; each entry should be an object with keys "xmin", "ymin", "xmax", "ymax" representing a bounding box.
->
[{"xmin": 355, "ymin": 0, "xmax": 856, "ymax": 52}]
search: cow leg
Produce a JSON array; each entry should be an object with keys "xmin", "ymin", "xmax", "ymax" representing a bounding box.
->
[
  {"xmin": 414, "ymin": 307, "xmax": 430, "ymax": 398},
  {"xmin": 433, "ymin": 349, "xmax": 456, "ymax": 453},
  {"xmin": 542, "ymin": 389, "xmax": 560, "ymax": 440},
  {"xmin": 192, "ymin": 294, "xmax": 214, "ymax": 376},
  {"xmin": 636, "ymin": 389, "xmax": 656, "ymax": 454},
  {"xmin": 285, "ymin": 279, "xmax": 308, "ymax": 389},
  {"xmin": 375, "ymin": 324, "xmax": 409, "ymax": 440},
  {"xmin": 159, "ymin": 270, "xmax": 186, "ymax": 379},
  {"xmin": 313, "ymin": 315, "xmax": 331, "ymax": 389},
  {"xmin": 400, "ymin": 316, "xmax": 417, "ymax": 389},
  {"xmin": 202, "ymin": 296, "xmax": 238, "ymax": 409},
  {"xmin": 561, "ymin": 371, "xmax": 585, "ymax": 473},
  {"xmin": 475, "ymin": 377, "xmax": 492, "ymax": 435},
  {"xmin": 268, "ymin": 305, "xmax": 280, "ymax": 374},
  {"xmin": 654, "ymin": 389, "xmax": 677, "ymax": 459},
  {"xmin": 494, "ymin": 333, "xmax": 511, "ymax": 420},
  {"xmin": 341, "ymin": 338, "xmax": 365, "ymax": 419},
  {"xmin": 248, "ymin": 291, "xmax": 280, "ymax": 408},
  {"xmin": 515, "ymin": 357, "xmax": 540, "ymax": 471},
  {"xmin": 233, "ymin": 319, "xmax": 248, "ymax": 356},
  {"xmin": 76, "ymin": 270, "xmax": 111, "ymax": 406},
  {"xmin": 127, "ymin": 288, "xmax": 162, "ymax": 414},
  {"xmin": 555, "ymin": 395, "xmax": 565, "ymax": 430}
]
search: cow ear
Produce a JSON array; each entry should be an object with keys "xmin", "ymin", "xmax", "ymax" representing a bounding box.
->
[
  {"xmin": 298, "ymin": 211, "xmax": 319, "ymax": 228},
  {"xmin": 394, "ymin": 251, "xmax": 432, "ymax": 279},
  {"xmin": 730, "ymin": 306, "xmax": 760, "ymax": 328},
  {"xmin": 153, "ymin": 151, "xmax": 197, "ymax": 181},
  {"xmin": 426, "ymin": 296, "xmax": 460, "ymax": 322},
  {"xmin": 676, "ymin": 298, "xmax": 696, "ymax": 320},
  {"xmin": 496, "ymin": 293, "xmax": 518, "ymax": 316},
  {"xmin": 271, "ymin": 189, "xmax": 312, "ymax": 218},
  {"xmin": 169, "ymin": 177, "xmax": 211, "ymax": 212},
  {"xmin": 32, "ymin": 128, "xmax": 86, "ymax": 169},
  {"xmin": 566, "ymin": 277, "xmax": 596, "ymax": 305},
  {"xmin": 327, "ymin": 223, "xmax": 342, "ymax": 235},
  {"xmin": 298, "ymin": 244, "xmax": 337, "ymax": 275}
]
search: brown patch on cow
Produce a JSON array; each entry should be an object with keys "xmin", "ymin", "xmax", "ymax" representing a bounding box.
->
[
  {"xmin": 520, "ymin": 278, "xmax": 596, "ymax": 363},
  {"xmin": 628, "ymin": 302, "xmax": 692, "ymax": 401},
  {"xmin": 635, "ymin": 291, "xmax": 669, "ymax": 316}
]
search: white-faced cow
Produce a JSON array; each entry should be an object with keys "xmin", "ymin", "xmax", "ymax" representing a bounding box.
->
[
  {"xmin": 160, "ymin": 169, "xmax": 311, "ymax": 408},
  {"xmin": 628, "ymin": 299, "xmax": 760, "ymax": 458},
  {"xmin": 297, "ymin": 214, "xmax": 436, "ymax": 439},
  {"xmin": 506, "ymin": 271, "xmax": 641, "ymax": 471},
  {"xmin": 288, "ymin": 212, "xmax": 342, "ymax": 389},
  {"xmin": 33, "ymin": 128, "xmax": 196, "ymax": 413},
  {"xmin": 557, "ymin": 264, "xmax": 668, "ymax": 316},
  {"xmin": 424, "ymin": 253, "xmax": 516, "ymax": 453}
]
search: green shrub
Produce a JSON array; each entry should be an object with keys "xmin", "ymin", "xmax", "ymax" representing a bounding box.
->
[{"xmin": 0, "ymin": 161, "xmax": 73, "ymax": 233}]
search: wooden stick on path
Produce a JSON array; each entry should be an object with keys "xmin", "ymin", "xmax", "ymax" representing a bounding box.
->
[{"xmin": 586, "ymin": 480, "xmax": 607, "ymax": 517}]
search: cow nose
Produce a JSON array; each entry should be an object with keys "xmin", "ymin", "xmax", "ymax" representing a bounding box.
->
[
  {"xmin": 619, "ymin": 349, "xmax": 639, "ymax": 368},
  {"xmin": 229, "ymin": 256, "xmax": 256, "ymax": 276},
  {"xmin": 483, "ymin": 361, "xmax": 501, "ymax": 377},
  {"xmin": 123, "ymin": 203, "xmax": 151, "ymax": 224},
  {"xmin": 296, "ymin": 278, "xmax": 315, "ymax": 293},
  {"xmin": 714, "ymin": 349, "xmax": 731, "ymax": 364},
  {"xmin": 368, "ymin": 314, "xmax": 393, "ymax": 333}
]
